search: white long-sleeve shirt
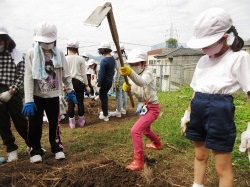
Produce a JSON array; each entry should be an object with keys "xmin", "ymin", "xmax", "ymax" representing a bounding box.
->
[
  {"xmin": 66, "ymin": 54, "xmax": 88, "ymax": 85},
  {"xmin": 24, "ymin": 48, "xmax": 73, "ymax": 103},
  {"xmin": 128, "ymin": 66, "xmax": 158, "ymax": 104}
]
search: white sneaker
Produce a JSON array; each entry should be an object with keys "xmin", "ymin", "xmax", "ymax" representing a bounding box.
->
[
  {"xmin": 26, "ymin": 147, "xmax": 46, "ymax": 154},
  {"xmin": 59, "ymin": 115, "xmax": 65, "ymax": 121},
  {"xmin": 110, "ymin": 109, "xmax": 121, "ymax": 117},
  {"xmin": 30, "ymin": 155, "xmax": 42, "ymax": 163},
  {"xmin": 99, "ymin": 111, "xmax": 111, "ymax": 117},
  {"xmin": 99, "ymin": 114, "xmax": 109, "ymax": 121},
  {"xmin": 7, "ymin": 150, "xmax": 18, "ymax": 162},
  {"xmin": 55, "ymin": 151, "xmax": 65, "ymax": 160},
  {"xmin": 121, "ymin": 108, "xmax": 126, "ymax": 115}
]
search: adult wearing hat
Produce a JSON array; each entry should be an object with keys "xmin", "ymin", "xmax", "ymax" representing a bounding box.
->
[
  {"xmin": 22, "ymin": 21, "xmax": 77, "ymax": 163},
  {"xmin": 181, "ymin": 8, "xmax": 250, "ymax": 187},
  {"xmin": 65, "ymin": 39, "xmax": 90, "ymax": 128},
  {"xmin": 0, "ymin": 25, "xmax": 29, "ymax": 162},
  {"xmin": 97, "ymin": 41, "xmax": 115, "ymax": 121}
]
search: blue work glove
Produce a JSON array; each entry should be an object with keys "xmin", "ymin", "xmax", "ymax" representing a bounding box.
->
[
  {"xmin": 66, "ymin": 91, "xmax": 78, "ymax": 104},
  {"xmin": 22, "ymin": 102, "xmax": 37, "ymax": 116}
]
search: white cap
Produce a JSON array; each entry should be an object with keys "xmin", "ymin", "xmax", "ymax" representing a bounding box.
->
[
  {"xmin": 187, "ymin": 8, "xmax": 232, "ymax": 49},
  {"xmin": 0, "ymin": 25, "xmax": 9, "ymax": 35},
  {"xmin": 112, "ymin": 44, "xmax": 125, "ymax": 52},
  {"xmin": 126, "ymin": 48, "xmax": 147, "ymax": 63},
  {"xmin": 87, "ymin": 59, "xmax": 97, "ymax": 66},
  {"xmin": 33, "ymin": 21, "xmax": 57, "ymax": 43},
  {"xmin": 67, "ymin": 39, "xmax": 79, "ymax": 48},
  {"xmin": 98, "ymin": 41, "xmax": 111, "ymax": 49},
  {"xmin": 82, "ymin": 52, "xmax": 89, "ymax": 58}
]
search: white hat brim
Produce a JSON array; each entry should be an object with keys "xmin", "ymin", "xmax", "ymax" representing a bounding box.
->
[
  {"xmin": 33, "ymin": 35, "xmax": 56, "ymax": 43},
  {"xmin": 187, "ymin": 33, "xmax": 224, "ymax": 49},
  {"xmin": 126, "ymin": 57, "xmax": 146, "ymax": 63},
  {"xmin": 0, "ymin": 31, "xmax": 8, "ymax": 35}
]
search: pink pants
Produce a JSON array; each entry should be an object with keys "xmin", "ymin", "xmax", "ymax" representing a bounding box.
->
[{"xmin": 131, "ymin": 103, "xmax": 160, "ymax": 154}]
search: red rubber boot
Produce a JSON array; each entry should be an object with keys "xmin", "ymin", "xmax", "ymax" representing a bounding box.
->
[
  {"xmin": 146, "ymin": 138, "xmax": 163, "ymax": 150},
  {"xmin": 125, "ymin": 153, "xmax": 144, "ymax": 171}
]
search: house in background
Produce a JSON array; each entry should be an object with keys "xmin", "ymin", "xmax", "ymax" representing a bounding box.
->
[
  {"xmin": 147, "ymin": 48, "xmax": 203, "ymax": 91},
  {"xmin": 146, "ymin": 39, "xmax": 250, "ymax": 92},
  {"xmin": 243, "ymin": 39, "xmax": 250, "ymax": 53}
]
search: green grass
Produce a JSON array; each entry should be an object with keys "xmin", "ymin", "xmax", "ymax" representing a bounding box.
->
[
  {"xmin": 156, "ymin": 86, "xmax": 250, "ymax": 170},
  {"xmin": 62, "ymin": 86, "xmax": 250, "ymax": 172}
]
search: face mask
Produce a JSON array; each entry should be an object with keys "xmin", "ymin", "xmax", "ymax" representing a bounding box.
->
[
  {"xmin": 0, "ymin": 45, "xmax": 4, "ymax": 52},
  {"xmin": 131, "ymin": 66, "xmax": 143, "ymax": 74},
  {"xmin": 40, "ymin": 42, "xmax": 54, "ymax": 50},
  {"xmin": 113, "ymin": 53, "xmax": 118, "ymax": 59},
  {"xmin": 202, "ymin": 40, "xmax": 224, "ymax": 56}
]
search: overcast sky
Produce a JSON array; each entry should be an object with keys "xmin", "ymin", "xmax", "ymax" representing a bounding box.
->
[{"xmin": 1, "ymin": 0, "xmax": 249, "ymax": 56}]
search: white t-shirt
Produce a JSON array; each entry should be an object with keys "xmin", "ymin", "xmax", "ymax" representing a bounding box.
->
[
  {"xmin": 191, "ymin": 49, "xmax": 250, "ymax": 95},
  {"xmin": 66, "ymin": 54, "xmax": 88, "ymax": 85}
]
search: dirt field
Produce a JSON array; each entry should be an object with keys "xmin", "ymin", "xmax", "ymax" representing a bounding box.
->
[{"xmin": 0, "ymin": 97, "xmax": 249, "ymax": 187}]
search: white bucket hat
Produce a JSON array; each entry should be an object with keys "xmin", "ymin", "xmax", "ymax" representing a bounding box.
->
[
  {"xmin": 126, "ymin": 48, "xmax": 147, "ymax": 63},
  {"xmin": 67, "ymin": 39, "xmax": 79, "ymax": 48},
  {"xmin": 33, "ymin": 22, "xmax": 57, "ymax": 43},
  {"xmin": 0, "ymin": 25, "xmax": 9, "ymax": 35},
  {"xmin": 187, "ymin": 8, "xmax": 232, "ymax": 49},
  {"xmin": 87, "ymin": 59, "xmax": 97, "ymax": 66},
  {"xmin": 98, "ymin": 41, "xmax": 111, "ymax": 49},
  {"xmin": 82, "ymin": 52, "xmax": 89, "ymax": 58},
  {"xmin": 112, "ymin": 44, "xmax": 125, "ymax": 52}
]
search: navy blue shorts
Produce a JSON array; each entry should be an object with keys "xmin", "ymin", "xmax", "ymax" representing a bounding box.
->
[{"xmin": 186, "ymin": 92, "xmax": 236, "ymax": 152}]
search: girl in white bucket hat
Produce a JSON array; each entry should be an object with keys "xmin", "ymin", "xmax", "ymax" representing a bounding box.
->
[
  {"xmin": 65, "ymin": 39, "xmax": 90, "ymax": 129},
  {"xmin": 182, "ymin": 8, "xmax": 250, "ymax": 187},
  {"xmin": 97, "ymin": 41, "xmax": 115, "ymax": 122},
  {"xmin": 120, "ymin": 48, "xmax": 162, "ymax": 171},
  {"xmin": 0, "ymin": 25, "xmax": 30, "ymax": 163},
  {"xmin": 23, "ymin": 22, "xmax": 77, "ymax": 163}
]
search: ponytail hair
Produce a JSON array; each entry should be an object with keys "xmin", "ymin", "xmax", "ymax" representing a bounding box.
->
[{"xmin": 226, "ymin": 26, "xmax": 244, "ymax": 52}]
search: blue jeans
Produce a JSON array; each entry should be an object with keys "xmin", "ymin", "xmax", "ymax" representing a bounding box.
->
[{"xmin": 116, "ymin": 84, "xmax": 127, "ymax": 111}]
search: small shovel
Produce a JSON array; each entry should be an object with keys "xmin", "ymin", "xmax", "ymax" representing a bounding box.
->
[{"xmin": 84, "ymin": 2, "xmax": 134, "ymax": 107}]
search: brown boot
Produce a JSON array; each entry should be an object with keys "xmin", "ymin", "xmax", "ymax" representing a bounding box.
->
[
  {"xmin": 125, "ymin": 153, "xmax": 144, "ymax": 171},
  {"xmin": 146, "ymin": 139, "xmax": 162, "ymax": 150}
]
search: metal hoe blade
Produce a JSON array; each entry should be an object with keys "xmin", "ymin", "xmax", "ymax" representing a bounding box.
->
[
  {"xmin": 84, "ymin": 6, "xmax": 111, "ymax": 27},
  {"xmin": 83, "ymin": 2, "xmax": 135, "ymax": 107}
]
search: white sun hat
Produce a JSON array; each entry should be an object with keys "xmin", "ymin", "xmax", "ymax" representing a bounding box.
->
[
  {"xmin": 82, "ymin": 52, "xmax": 89, "ymax": 58},
  {"xmin": 67, "ymin": 39, "xmax": 79, "ymax": 48},
  {"xmin": 126, "ymin": 48, "xmax": 147, "ymax": 63},
  {"xmin": 112, "ymin": 44, "xmax": 125, "ymax": 52},
  {"xmin": 87, "ymin": 59, "xmax": 97, "ymax": 66},
  {"xmin": 33, "ymin": 21, "xmax": 57, "ymax": 43},
  {"xmin": 0, "ymin": 25, "xmax": 9, "ymax": 35},
  {"xmin": 187, "ymin": 8, "xmax": 232, "ymax": 49},
  {"xmin": 98, "ymin": 41, "xmax": 111, "ymax": 49}
]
